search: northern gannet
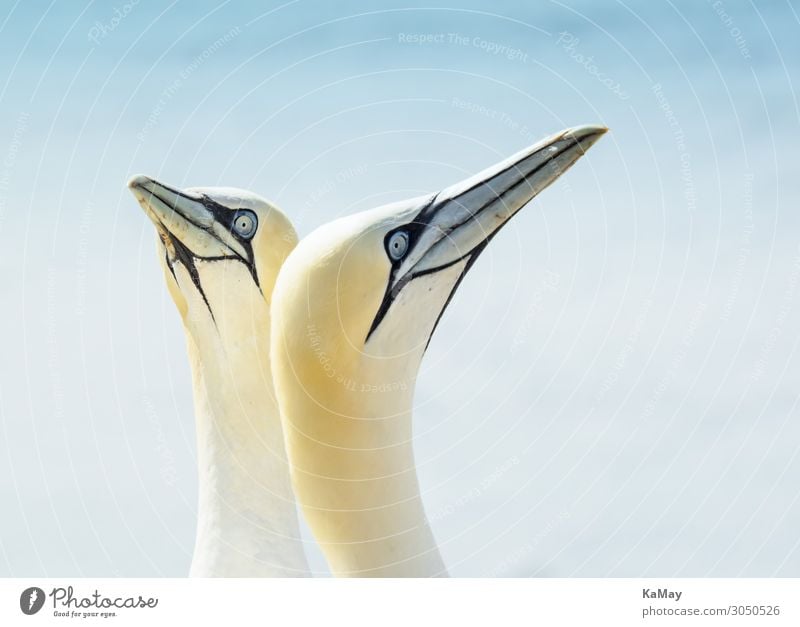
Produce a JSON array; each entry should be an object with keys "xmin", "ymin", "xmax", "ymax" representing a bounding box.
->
[
  {"xmin": 128, "ymin": 175, "xmax": 310, "ymax": 577},
  {"xmin": 270, "ymin": 125, "xmax": 607, "ymax": 577}
]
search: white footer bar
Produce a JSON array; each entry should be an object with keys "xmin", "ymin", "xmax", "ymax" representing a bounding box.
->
[{"xmin": 1, "ymin": 578, "xmax": 797, "ymax": 626}]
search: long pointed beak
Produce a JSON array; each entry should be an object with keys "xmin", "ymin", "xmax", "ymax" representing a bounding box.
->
[
  {"xmin": 128, "ymin": 174, "xmax": 240, "ymax": 259},
  {"xmin": 366, "ymin": 125, "xmax": 607, "ymax": 341},
  {"xmin": 397, "ymin": 124, "xmax": 606, "ymax": 281},
  {"xmin": 129, "ymin": 173, "xmax": 261, "ymax": 271}
]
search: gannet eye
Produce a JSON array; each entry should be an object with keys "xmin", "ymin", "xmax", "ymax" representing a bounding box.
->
[
  {"xmin": 386, "ymin": 230, "xmax": 409, "ymax": 261},
  {"xmin": 232, "ymin": 210, "xmax": 257, "ymax": 239}
]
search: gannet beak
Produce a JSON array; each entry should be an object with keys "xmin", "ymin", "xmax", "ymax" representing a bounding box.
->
[
  {"xmin": 128, "ymin": 174, "xmax": 243, "ymax": 260},
  {"xmin": 367, "ymin": 125, "xmax": 607, "ymax": 340},
  {"xmin": 399, "ymin": 124, "xmax": 606, "ymax": 278}
]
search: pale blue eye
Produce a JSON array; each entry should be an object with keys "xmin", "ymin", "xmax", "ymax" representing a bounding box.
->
[
  {"xmin": 387, "ymin": 230, "xmax": 409, "ymax": 260},
  {"xmin": 232, "ymin": 210, "xmax": 257, "ymax": 239}
]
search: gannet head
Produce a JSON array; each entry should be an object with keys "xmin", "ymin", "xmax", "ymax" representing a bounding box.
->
[
  {"xmin": 276, "ymin": 125, "xmax": 607, "ymax": 368},
  {"xmin": 271, "ymin": 125, "xmax": 606, "ymax": 576},
  {"xmin": 127, "ymin": 175, "xmax": 310, "ymax": 577},
  {"xmin": 127, "ymin": 175, "xmax": 297, "ymax": 340}
]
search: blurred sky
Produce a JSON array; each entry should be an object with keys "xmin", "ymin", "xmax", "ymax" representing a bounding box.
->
[{"xmin": 0, "ymin": 0, "xmax": 799, "ymax": 577}]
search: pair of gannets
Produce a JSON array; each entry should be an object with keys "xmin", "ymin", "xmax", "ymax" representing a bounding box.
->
[{"xmin": 128, "ymin": 125, "xmax": 606, "ymax": 577}]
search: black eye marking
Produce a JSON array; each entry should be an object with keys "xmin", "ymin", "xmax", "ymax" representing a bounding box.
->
[
  {"xmin": 196, "ymin": 196, "xmax": 261, "ymax": 291},
  {"xmin": 366, "ymin": 194, "xmax": 440, "ymax": 341},
  {"xmin": 158, "ymin": 196, "xmax": 264, "ymax": 327},
  {"xmin": 144, "ymin": 183, "xmax": 268, "ymax": 329},
  {"xmin": 160, "ymin": 223, "xmax": 217, "ymax": 324}
]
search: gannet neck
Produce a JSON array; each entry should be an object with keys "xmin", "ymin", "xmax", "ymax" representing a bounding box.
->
[
  {"xmin": 273, "ymin": 242, "xmax": 471, "ymax": 576},
  {"xmin": 278, "ymin": 354, "xmax": 447, "ymax": 577},
  {"xmin": 271, "ymin": 126, "xmax": 606, "ymax": 577},
  {"xmin": 128, "ymin": 176, "xmax": 309, "ymax": 576},
  {"xmin": 185, "ymin": 312, "xmax": 309, "ymax": 577}
]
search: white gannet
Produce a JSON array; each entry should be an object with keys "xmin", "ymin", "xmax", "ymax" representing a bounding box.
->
[
  {"xmin": 128, "ymin": 175, "xmax": 310, "ymax": 577},
  {"xmin": 270, "ymin": 125, "xmax": 607, "ymax": 577}
]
